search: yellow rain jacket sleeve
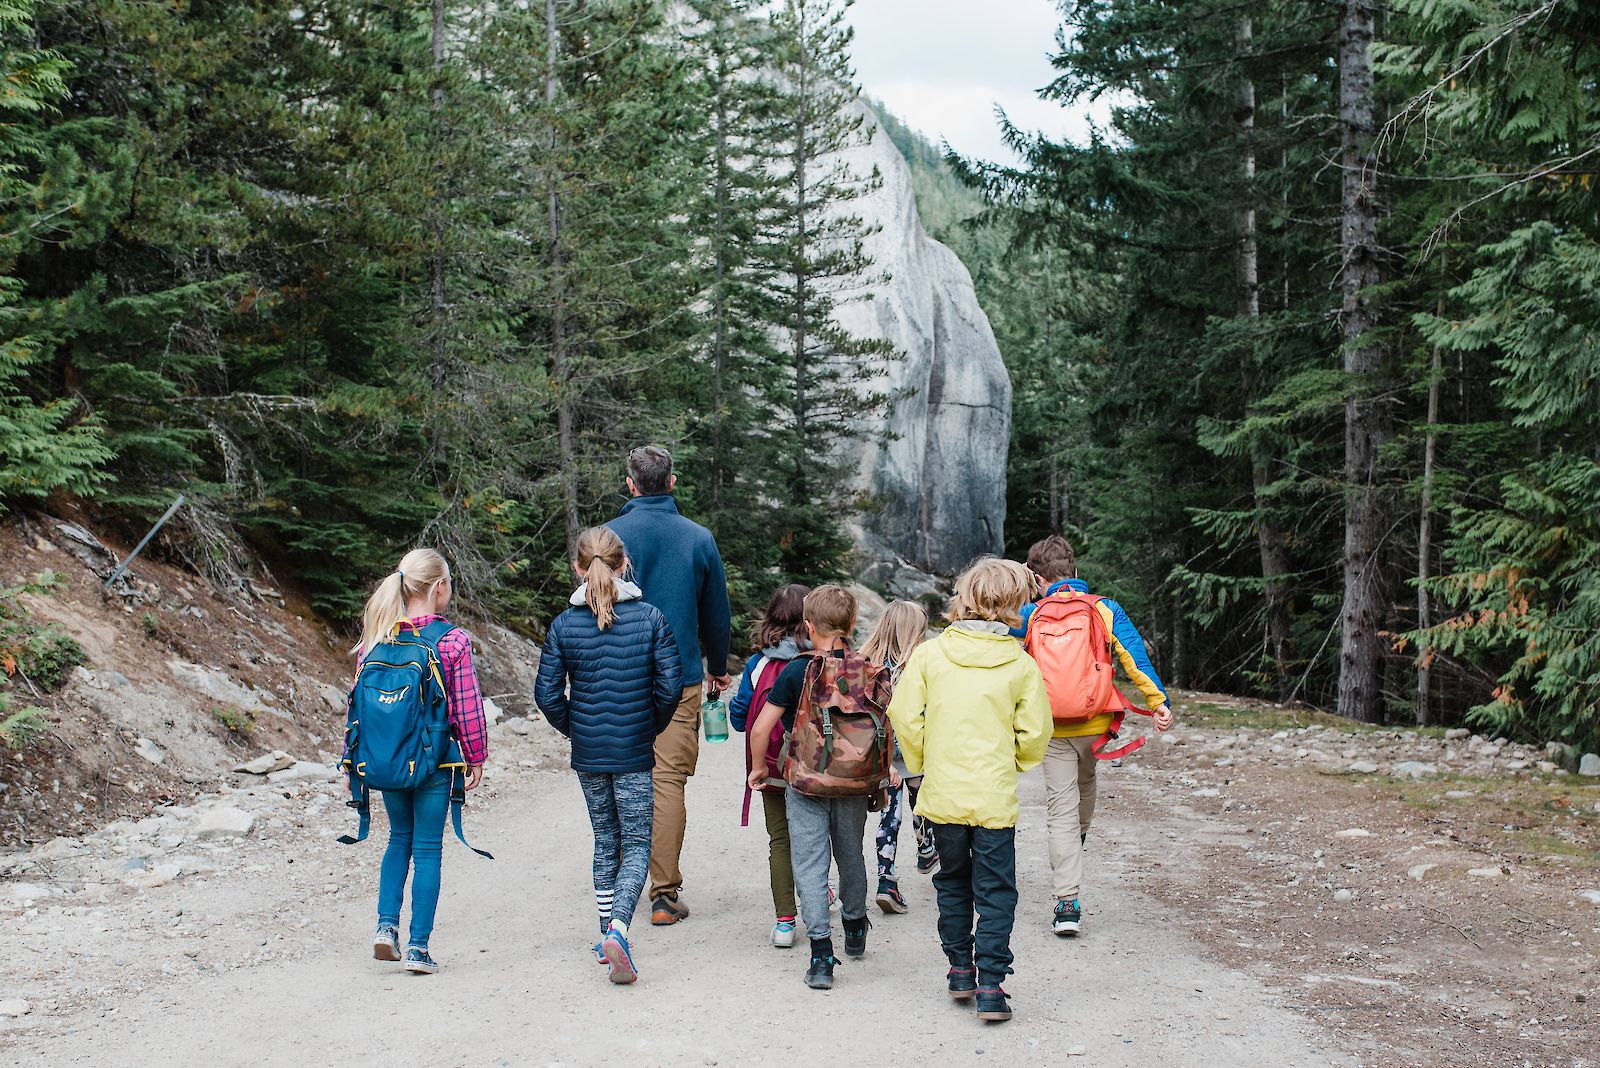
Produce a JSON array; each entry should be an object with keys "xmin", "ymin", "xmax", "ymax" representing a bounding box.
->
[{"xmin": 886, "ymin": 627, "xmax": 1054, "ymax": 829}]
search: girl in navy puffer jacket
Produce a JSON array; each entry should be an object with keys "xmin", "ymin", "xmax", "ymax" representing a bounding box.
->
[{"xmin": 536, "ymin": 526, "xmax": 683, "ymax": 984}]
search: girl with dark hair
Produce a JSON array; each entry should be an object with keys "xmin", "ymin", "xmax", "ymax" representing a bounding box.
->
[{"xmin": 729, "ymin": 582, "xmax": 811, "ymax": 948}]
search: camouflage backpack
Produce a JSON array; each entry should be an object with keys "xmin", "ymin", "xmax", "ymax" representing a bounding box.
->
[{"xmin": 781, "ymin": 648, "xmax": 893, "ymax": 801}]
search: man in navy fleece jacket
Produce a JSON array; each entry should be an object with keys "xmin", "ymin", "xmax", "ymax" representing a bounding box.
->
[{"xmin": 607, "ymin": 445, "xmax": 732, "ymax": 925}]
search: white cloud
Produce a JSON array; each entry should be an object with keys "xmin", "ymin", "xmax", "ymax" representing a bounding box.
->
[{"xmin": 845, "ymin": 0, "xmax": 1104, "ymax": 163}]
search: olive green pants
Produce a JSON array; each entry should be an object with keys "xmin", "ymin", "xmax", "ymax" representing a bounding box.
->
[{"xmin": 761, "ymin": 788, "xmax": 796, "ymax": 919}]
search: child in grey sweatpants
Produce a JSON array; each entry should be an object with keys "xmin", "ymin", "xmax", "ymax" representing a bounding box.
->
[{"xmin": 744, "ymin": 585, "xmax": 877, "ymax": 989}]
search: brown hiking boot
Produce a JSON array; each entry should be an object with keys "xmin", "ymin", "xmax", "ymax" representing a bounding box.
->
[{"xmin": 650, "ymin": 893, "xmax": 689, "ymax": 926}]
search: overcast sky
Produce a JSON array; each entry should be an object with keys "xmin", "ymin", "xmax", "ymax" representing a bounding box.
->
[{"xmin": 845, "ymin": 0, "xmax": 1103, "ymax": 165}]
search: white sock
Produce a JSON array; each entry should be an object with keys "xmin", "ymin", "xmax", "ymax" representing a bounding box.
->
[{"xmin": 608, "ymin": 918, "xmax": 629, "ymax": 938}]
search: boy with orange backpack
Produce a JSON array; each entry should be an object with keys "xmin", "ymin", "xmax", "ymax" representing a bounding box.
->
[
  {"xmin": 1012, "ymin": 535, "xmax": 1174, "ymax": 938},
  {"xmin": 744, "ymin": 585, "xmax": 895, "ymax": 990}
]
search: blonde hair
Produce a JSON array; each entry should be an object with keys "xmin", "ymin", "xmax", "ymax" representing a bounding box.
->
[
  {"xmin": 945, "ymin": 557, "xmax": 1032, "ymax": 628},
  {"xmin": 576, "ymin": 526, "xmax": 629, "ymax": 630},
  {"xmin": 860, "ymin": 600, "xmax": 928, "ymax": 668},
  {"xmin": 356, "ymin": 548, "xmax": 450, "ymax": 656},
  {"xmin": 803, "ymin": 584, "xmax": 857, "ymax": 638}
]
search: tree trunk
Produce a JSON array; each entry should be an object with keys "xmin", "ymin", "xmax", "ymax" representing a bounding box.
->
[
  {"xmin": 790, "ymin": 8, "xmax": 810, "ymax": 511},
  {"xmin": 546, "ymin": 0, "xmax": 579, "ymax": 553},
  {"xmin": 709, "ymin": 11, "xmax": 730, "ymax": 527},
  {"xmin": 1238, "ymin": 15, "xmax": 1292, "ymax": 686},
  {"xmin": 428, "ymin": 0, "xmax": 447, "ymax": 462},
  {"xmin": 1048, "ymin": 454, "xmax": 1061, "ymax": 534},
  {"xmin": 1416, "ymin": 299, "xmax": 1444, "ymax": 726},
  {"xmin": 1336, "ymin": 0, "xmax": 1387, "ymax": 724}
]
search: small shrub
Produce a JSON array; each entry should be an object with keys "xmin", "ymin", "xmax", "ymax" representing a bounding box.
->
[
  {"xmin": 0, "ymin": 700, "xmax": 49, "ymax": 750},
  {"xmin": 16, "ymin": 627, "xmax": 85, "ymax": 690},
  {"xmin": 141, "ymin": 612, "xmax": 160, "ymax": 637},
  {"xmin": 210, "ymin": 706, "xmax": 254, "ymax": 736}
]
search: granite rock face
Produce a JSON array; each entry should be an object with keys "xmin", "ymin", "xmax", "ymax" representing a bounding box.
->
[{"xmin": 828, "ymin": 101, "xmax": 1011, "ymax": 575}]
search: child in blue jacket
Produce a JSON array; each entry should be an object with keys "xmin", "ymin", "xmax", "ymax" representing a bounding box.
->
[{"xmin": 536, "ymin": 526, "xmax": 683, "ymax": 984}]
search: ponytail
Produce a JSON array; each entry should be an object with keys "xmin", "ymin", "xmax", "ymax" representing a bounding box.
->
[
  {"xmin": 575, "ymin": 526, "xmax": 628, "ymax": 630},
  {"xmin": 355, "ymin": 547, "xmax": 450, "ymax": 656}
]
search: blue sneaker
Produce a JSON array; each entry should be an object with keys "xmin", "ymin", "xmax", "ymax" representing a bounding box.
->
[
  {"xmin": 601, "ymin": 929, "xmax": 637, "ymax": 984},
  {"xmin": 373, "ymin": 923, "xmax": 401, "ymax": 961},
  {"xmin": 403, "ymin": 945, "xmax": 439, "ymax": 974}
]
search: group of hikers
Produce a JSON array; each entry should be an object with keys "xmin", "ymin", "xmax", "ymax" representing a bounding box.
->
[{"xmin": 338, "ymin": 445, "xmax": 1175, "ymax": 1024}]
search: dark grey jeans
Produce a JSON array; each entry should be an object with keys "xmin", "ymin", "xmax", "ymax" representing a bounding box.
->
[
  {"xmin": 785, "ymin": 786, "xmax": 869, "ymax": 943},
  {"xmin": 930, "ymin": 822, "xmax": 1019, "ymax": 983}
]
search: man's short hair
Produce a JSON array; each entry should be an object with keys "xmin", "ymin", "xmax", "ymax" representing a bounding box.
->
[
  {"xmin": 1025, "ymin": 534, "xmax": 1077, "ymax": 582},
  {"xmin": 627, "ymin": 446, "xmax": 674, "ymax": 496},
  {"xmin": 803, "ymin": 584, "xmax": 857, "ymax": 637}
]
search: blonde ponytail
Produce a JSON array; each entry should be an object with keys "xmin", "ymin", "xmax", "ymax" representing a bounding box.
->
[
  {"xmin": 861, "ymin": 600, "xmax": 929, "ymax": 669},
  {"xmin": 355, "ymin": 547, "xmax": 450, "ymax": 656},
  {"xmin": 575, "ymin": 526, "xmax": 628, "ymax": 630}
]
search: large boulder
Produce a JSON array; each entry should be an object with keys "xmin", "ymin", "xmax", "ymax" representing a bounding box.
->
[{"xmin": 828, "ymin": 101, "xmax": 1011, "ymax": 575}]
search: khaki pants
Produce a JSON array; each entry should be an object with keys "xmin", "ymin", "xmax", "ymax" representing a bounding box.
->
[
  {"xmin": 648, "ymin": 683, "xmax": 701, "ymax": 900},
  {"xmin": 1043, "ymin": 734, "xmax": 1098, "ymax": 901}
]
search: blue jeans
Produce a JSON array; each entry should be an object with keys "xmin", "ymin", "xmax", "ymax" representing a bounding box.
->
[
  {"xmin": 377, "ymin": 770, "xmax": 451, "ymax": 948},
  {"xmin": 577, "ymin": 771, "xmax": 654, "ymax": 933}
]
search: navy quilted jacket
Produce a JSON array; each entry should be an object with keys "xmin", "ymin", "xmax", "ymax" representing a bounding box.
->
[{"xmin": 535, "ymin": 593, "xmax": 684, "ymax": 774}]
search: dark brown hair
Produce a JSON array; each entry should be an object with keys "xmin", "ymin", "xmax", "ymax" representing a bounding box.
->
[
  {"xmin": 1025, "ymin": 534, "xmax": 1078, "ymax": 582},
  {"xmin": 754, "ymin": 583, "xmax": 810, "ymax": 650}
]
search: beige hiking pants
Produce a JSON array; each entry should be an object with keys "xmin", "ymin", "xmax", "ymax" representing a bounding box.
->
[
  {"xmin": 1043, "ymin": 734, "xmax": 1099, "ymax": 901},
  {"xmin": 648, "ymin": 683, "xmax": 701, "ymax": 900}
]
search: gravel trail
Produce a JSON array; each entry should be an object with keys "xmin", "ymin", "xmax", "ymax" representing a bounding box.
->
[{"xmin": 2, "ymin": 727, "xmax": 1349, "ymax": 1067}]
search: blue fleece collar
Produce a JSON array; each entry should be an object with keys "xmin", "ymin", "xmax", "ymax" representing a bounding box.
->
[
  {"xmin": 1048, "ymin": 578, "xmax": 1089, "ymax": 596},
  {"xmin": 617, "ymin": 494, "xmax": 680, "ymax": 517}
]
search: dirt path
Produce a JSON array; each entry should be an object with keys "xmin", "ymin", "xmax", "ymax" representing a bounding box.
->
[{"xmin": 2, "ymin": 724, "xmax": 1348, "ymax": 1067}]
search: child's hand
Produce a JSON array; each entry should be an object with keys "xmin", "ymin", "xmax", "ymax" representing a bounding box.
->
[
  {"xmin": 889, "ymin": 766, "xmax": 902, "ymax": 788},
  {"xmin": 747, "ymin": 766, "xmax": 767, "ymax": 791},
  {"xmin": 465, "ymin": 765, "xmax": 485, "ymax": 790},
  {"xmin": 1153, "ymin": 704, "xmax": 1174, "ymax": 732}
]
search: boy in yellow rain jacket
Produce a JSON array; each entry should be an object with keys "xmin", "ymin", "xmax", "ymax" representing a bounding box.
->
[{"xmin": 887, "ymin": 558, "xmax": 1052, "ymax": 1024}]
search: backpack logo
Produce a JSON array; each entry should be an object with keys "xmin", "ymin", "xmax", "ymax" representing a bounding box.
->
[{"xmin": 377, "ymin": 687, "xmax": 410, "ymax": 706}]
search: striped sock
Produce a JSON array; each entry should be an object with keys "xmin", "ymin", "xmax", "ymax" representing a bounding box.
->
[{"xmin": 595, "ymin": 889, "xmax": 613, "ymax": 931}]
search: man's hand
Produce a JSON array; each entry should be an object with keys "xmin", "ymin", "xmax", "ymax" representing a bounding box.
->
[
  {"xmin": 465, "ymin": 765, "xmax": 485, "ymax": 790},
  {"xmin": 1153, "ymin": 704, "xmax": 1174, "ymax": 732},
  {"xmin": 747, "ymin": 766, "xmax": 767, "ymax": 792},
  {"xmin": 707, "ymin": 673, "xmax": 733, "ymax": 693}
]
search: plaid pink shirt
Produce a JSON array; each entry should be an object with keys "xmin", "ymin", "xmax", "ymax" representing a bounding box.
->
[{"xmin": 359, "ymin": 615, "xmax": 489, "ymax": 766}]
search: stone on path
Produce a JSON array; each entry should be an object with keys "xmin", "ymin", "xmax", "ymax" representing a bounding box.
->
[
  {"xmin": 193, "ymin": 806, "xmax": 254, "ymax": 840},
  {"xmin": 1333, "ymin": 889, "xmax": 1353, "ymax": 902},
  {"xmin": 1347, "ymin": 761, "xmax": 1379, "ymax": 774},
  {"xmin": 1467, "ymin": 867, "xmax": 1503, "ymax": 879},
  {"xmin": 1578, "ymin": 890, "xmax": 1600, "ymax": 905},
  {"xmin": 134, "ymin": 738, "xmax": 165, "ymax": 765},
  {"xmin": 124, "ymin": 863, "xmax": 181, "ymax": 889},
  {"xmin": 505, "ymin": 717, "xmax": 535, "ymax": 736},
  {"xmin": 267, "ymin": 761, "xmax": 335, "ymax": 784},
  {"xmin": 1408, "ymin": 864, "xmax": 1437, "ymax": 882},
  {"xmin": 2, "ymin": 882, "xmax": 52, "ymax": 905},
  {"xmin": 1392, "ymin": 761, "xmax": 1437, "ymax": 778},
  {"xmin": 1444, "ymin": 728, "xmax": 1470, "ymax": 740},
  {"xmin": 483, "ymin": 697, "xmax": 503, "ymax": 725},
  {"xmin": 234, "ymin": 751, "xmax": 294, "ymax": 776},
  {"xmin": 1579, "ymin": 753, "xmax": 1600, "ymax": 777},
  {"xmin": 1335, "ymin": 828, "xmax": 1371, "ymax": 839},
  {"xmin": 0, "ymin": 1000, "xmax": 31, "ymax": 1018}
]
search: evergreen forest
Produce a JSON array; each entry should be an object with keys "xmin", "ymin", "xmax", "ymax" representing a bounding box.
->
[{"xmin": 1, "ymin": 0, "xmax": 1595, "ymax": 751}]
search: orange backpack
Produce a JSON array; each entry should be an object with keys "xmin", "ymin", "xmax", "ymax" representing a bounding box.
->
[{"xmin": 1023, "ymin": 591, "xmax": 1118, "ymax": 723}]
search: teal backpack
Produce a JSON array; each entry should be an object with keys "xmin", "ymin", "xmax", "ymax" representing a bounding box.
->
[{"xmin": 337, "ymin": 619, "xmax": 492, "ymax": 859}]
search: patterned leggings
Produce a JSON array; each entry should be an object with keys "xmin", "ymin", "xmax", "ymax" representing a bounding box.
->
[
  {"xmin": 577, "ymin": 770, "xmax": 654, "ymax": 933},
  {"xmin": 875, "ymin": 776, "xmax": 932, "ymax": 878}
]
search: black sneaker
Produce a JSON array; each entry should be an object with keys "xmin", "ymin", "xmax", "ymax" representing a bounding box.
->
[
  {"xmin": 975, "ymin": 985, "xmax": 1013, "ymax": 1022},
  {"xmin": 875, "ymin": 878, "xmax": 907, "ymax": 914},
  {"xmin": 804, "ymin": 955, "xmax": 838, "ymax": 989},
  {"xmin": 843, "ymin": 917, "xmax": 871, "ymax": 958},
  {"xmin": 946, "ymin": 966, "xmax": 977, "ymax": 1000},
  {"xmin": 1053, "ymin": 897, "xmax": 1082, "ymax": 937},
  {"xmin": 915, "ymin": 839, "xmax": 940, "ymax": 875}
]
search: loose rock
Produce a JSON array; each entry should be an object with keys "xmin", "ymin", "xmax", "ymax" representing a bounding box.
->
[
  {"xmin": 267, "ymin": 761, "xmax": 336, "ymax": 784},
  {"xmin": 0, "ymin": 999, "xmax": 31, "ymax": 1018},
  {"xmin": 1392, "ymin": 761, "xmax": 1437, "ymax": 778},
  {"xmin": 134, "ymin": 738, "xmax": 166, "ymax": 765},
  {"xmin": 1347, "ymin": 761, "xmax": 1379, "ymax": 774},
  {"xmin": 193, "ymin": 806, "xmax": 255, "ymax": 840},
  {"xmin": 1467, "ymin": 867, "xmax": 1503, "ymax": 879},
  {"xmin": 1578, "ymin": 890, "xmax": 1600, "ymax": 905},
  {"xmin": 1408, "ymin": 864, "xmax": 1437, "ymax": 882},
  {"xmin": 506, "ymin": 718, "xmax": 536, "ymax": 737},
  {"xmin": 1579, "ymin": 753, "xmax": 1600, "ymax": 777},
  {"xmin": 1443, "ymin": 728, "xmax": 1470, "ymax": 741},
  {"xmin": 1335, "ymin": 828, "xmax": 1371, "ymax": 839},
  {"xmin": 234, "ymin": 751, "xmax": 294, "ymax": 776}
]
